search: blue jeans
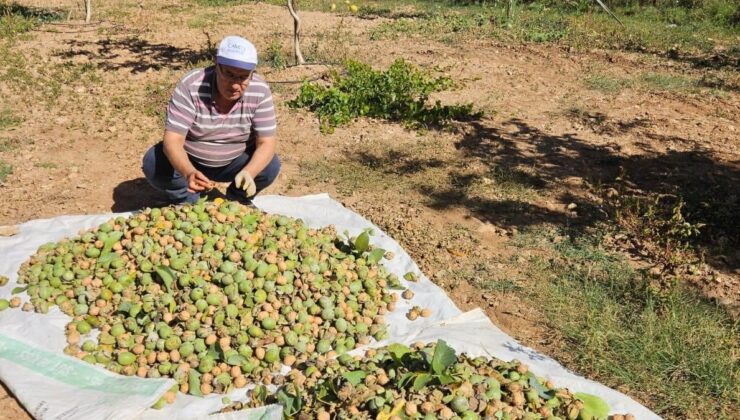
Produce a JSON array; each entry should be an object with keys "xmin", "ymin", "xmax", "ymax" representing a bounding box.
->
[{"xmin": 142, "ymin": 142, "xmax": 281, "ymax": 204}]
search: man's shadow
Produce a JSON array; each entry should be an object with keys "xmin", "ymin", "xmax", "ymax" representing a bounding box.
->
[
  {"xmin": 111, "ymin": 178, "xmax": 169, "ymax": 212},
  {"xmin": 112, "ymin": 178, "xmax": 230, "ymax": 212}
]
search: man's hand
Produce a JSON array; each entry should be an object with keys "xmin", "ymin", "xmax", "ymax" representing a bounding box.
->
[
  {"xmin": 186, "ymin": 170, "xmax": 213, "ymax": 193},
  {"xmin": 234, "ymin": 169, "xmax": 257, "ymax": 196}
]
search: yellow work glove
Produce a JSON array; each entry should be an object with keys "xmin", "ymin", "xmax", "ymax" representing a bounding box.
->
[{"xmin": 234, "ymin": 169, "xmax": 257, "ymax": 197}]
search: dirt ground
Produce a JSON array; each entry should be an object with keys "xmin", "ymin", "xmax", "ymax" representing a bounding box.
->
[{"xmin": 0, "ymin": 0, "xmax": 738, "ymax": 418}]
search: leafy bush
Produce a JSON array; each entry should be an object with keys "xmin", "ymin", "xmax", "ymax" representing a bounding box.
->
[
  {"xmin": 289, "ymin": 59, "xmax": 480, "ymax": 133},
  {"xmin": 261, "ymin": 39, "xmax": 289, "ymax": 70}
]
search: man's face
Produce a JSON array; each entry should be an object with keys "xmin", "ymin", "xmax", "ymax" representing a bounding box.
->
[{"xmin": 216, "ymin": 63, "xmax": 253, "ymax": 101}]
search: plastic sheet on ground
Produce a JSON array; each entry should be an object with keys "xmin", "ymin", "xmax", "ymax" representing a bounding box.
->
[{"xmin": 0, "ymin": 194, "xmax": 660, "ymax": 419}]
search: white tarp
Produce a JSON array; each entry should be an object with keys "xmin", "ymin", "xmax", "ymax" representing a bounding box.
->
[{"xmin": 0, "ymin": 194, "xmax": 660, "ymax": 419}]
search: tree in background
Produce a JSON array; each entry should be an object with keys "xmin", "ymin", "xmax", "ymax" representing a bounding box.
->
[
  {"xmin": 287, "ymin": 0, "xmax": 305, "ymax": 65},
  {"xmin": 85, "ymin": 0, "xmax": 92, "ymax": 23}
]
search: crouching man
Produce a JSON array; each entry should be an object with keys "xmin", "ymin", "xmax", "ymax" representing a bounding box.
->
[{"xmin": 143, "ymin": 35, "xmax": 280, "ymax": 204}]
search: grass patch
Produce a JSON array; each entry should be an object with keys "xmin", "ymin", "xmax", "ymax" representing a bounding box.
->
[
  {"xmin": 0, "ymin": 2, "xmax": 64, "ymax": 39},
  {"xmin": 584, "ymin": 71, "xmax": 734, "ymax": 95},
  {"xmin": 467, "ymin": 165, "xmax": 542, "ymax": 202},
  {"xmin": 474, "ymin": 277, "xmax": 521, "ymax": 293},
  {"xmin": 0, "ymin": 51, "xmax": 102, "ymax": 104},
  {"xmin": 186, "ymin": 11, "xmax": 220, "ymax": 29},
  {"xmin": 0, "ymin": 138, "xmax": 19, "ymax": 152},
  {"xmin": 359, "ymin": 1, "xmax": 739, "ymax": 59},
  {"xmin": 191, "ymin": 0, "xmax": 251, "ymax": 6},
  {"xmin": 269, "ymin": 1, "xmax": 723, "ymax": 60},
  {"xmin": 298, "ymin": 141, "xmax": 448, "ymax": 195},
  {"xmin": 522, "ymin": 232, "xmax": 739, "ymax": 419},
  {"xmin": 0, "ymin": 45, "xmax": 32, "ymax": 91},
  {"xmin": 0, "ymin": 108, "xmax": 20, "ymax": 130},
  {"xmin": 143, "ymin": 81, "xmax": 173, "ymax": 120},
  {"xmin": 299, "ymin": 158, "xmax": 397, "ymax": 196},
  {"xmin": 583, "ymin": 73, "xmax": 632, "ymax": 93},
  {"xmin": 639, "ymin": 72, "xmax": 698, "ymax": 91},
  {"xmin": 0, "ymin": 160, "xmax": 12, "ymax": 183},
  {"xmin": 289, "ymin": 59, "xmax": 480, "ymax": 133},
  {"xmin": 303, "ymin": 20, "xmax": 355, "ymax": 64}
]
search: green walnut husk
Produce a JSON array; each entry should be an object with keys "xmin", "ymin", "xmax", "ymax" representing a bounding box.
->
[
  {"xmin": 223, "ymin": 340, "xmax": 628, "ymax": 420},
  {"xmin": 12, "ymin": 199, "xmax": 401, "ymax": 402}
]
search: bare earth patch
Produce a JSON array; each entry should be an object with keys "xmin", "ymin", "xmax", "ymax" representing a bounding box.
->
[{"xmin": 1, "ymin": 1, "xmax": 738, "ymax": 418}]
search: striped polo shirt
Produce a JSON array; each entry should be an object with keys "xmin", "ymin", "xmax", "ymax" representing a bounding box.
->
[{"xmin": 165, "ymin": 66, "xmax": 277, "ymax": 167}]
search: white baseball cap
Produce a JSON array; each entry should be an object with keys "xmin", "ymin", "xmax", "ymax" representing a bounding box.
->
[{"xmin": 216, "ymin": 36, "xmax": 258, "ymax": 71}]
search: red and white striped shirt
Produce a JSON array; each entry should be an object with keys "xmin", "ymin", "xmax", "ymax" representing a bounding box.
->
[{"xmin": 165, "ymin": 66, "xmax": 277, "ymax": 167}]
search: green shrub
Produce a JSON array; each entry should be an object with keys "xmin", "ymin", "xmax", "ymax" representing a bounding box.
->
[
  {"xmin": 289, "ymin": 59, "xmax": 481, "ymax": 133},
  {"xmin": 262, "ymin": 39, "xmax": 289, "ymax": 70}
]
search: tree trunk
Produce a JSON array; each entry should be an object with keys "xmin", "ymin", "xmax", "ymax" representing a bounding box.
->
[
  {"xmin": 85, "ymin": 0, "xmax": 92, "ymax": 23},
  {"xmin": 287, "ymin": 0, "xmax": 305, "ymax": 65},
  {"xmin": 506, "ymin": 0, "xmax": 515, "ymax": 21}
]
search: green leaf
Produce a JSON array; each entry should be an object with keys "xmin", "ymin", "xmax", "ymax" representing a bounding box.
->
[
  {"xmin": 387, "ymin": 343, "xmax": 411, "ymax": 363},
  {"xmin": 367, "ymin": 248, "xmax": 385, "ymax": 264},
  {"xmin": 315, "ymin": 382, "xmax": 333, "ymax": 404},
  {"xmin": 342, "ymin": 370, "xmax": 367, "ymax": 386},
  {"xmin": 574, "ymin": 393, "xmax": 610, "ymax": 419},
  {"xmin": 398, "ymin": 372, "xmax": 417, "ymax": 389},
  {"xmin": 529, "ymin": 374, "xmax": 555, "ymax": 399},
  {"xmin": 96, "ymin": 252, "xmax": 119, "ymax": 268},
  {"xmin": 11, "ymin": 286, "xmax": 27, "ymax": 294},
  {"xmin": 431, "ymin": 340, "xmax": 456, "ymax": 375},
  {"xmin": 354, "ymin": 231, "xmax": 370, "ymax": 253},
  {"xmin": 154, "ymin": 265, "xmax": 175, "ymax": 293},
  {"xmin": 206, "ymin": 343, "xmax": 224, "ymax": 360},
  {"xmin": 100, "ymin": 231, "xmax": 123, "ymax": 257},
  {"xmin": 226, "ymin": 354, "xmax": 247, "ymax": 366},
  {"xmin": 251, "ymin": 384, "xmax": 268, "ymax": 404},
  {"xmin": 117, "ymin": 301, "xmax": 132, "ymax": 315},
  {"xmin": 412, "ymin": 373, "xmax": 433, "ymax": 391},
  {"xmin": 438, "ymin": 373, "xmax": 457, "ymax": 385},
  {"xmin": 242, "ymin": 214, "xmax": 259, "ymax": 226},
  {"xmin": 275, "ymin": 387, "xmax": 303, "ymax": 416},
  {"xmin": 188, "ymin": 370, "xmax": 203, "ymax": 397}
]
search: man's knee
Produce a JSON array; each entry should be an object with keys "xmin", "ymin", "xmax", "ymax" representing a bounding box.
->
[
  {"xmin": 141, "ymin": 142, "xmax": 189, "ymax": 198},
  {"xmin": 255, "ymin": 154, "xmax": 281, "ymax": 190},
  {"xmin": 142, "ymin": 145, "xmax": 158, "ymax": 183}
]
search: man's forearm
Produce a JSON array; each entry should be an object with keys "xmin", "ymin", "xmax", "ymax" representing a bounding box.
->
[
  {"xmin": 244, "ymin": 137, "xmax": 276, "ymax": 178},
  {"xmin": 163, "ymin": 132, "xmax": 197, "ymax": 177}
]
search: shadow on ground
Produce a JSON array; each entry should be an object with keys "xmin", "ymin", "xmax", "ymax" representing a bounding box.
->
[
  {"xmin": 344, "ymin": 117, "xmax": 740, "ymax": 268},
  {"xmin": 112, "ymin": 178, "xmax": 170, "ymax": 212},
  {"xmin": 56, "ymin": 36, "xmax": 216, "ymax": 73},
  {"xmin": 112, "ymin": 178, "xmax": 233, "ymax": 212},
  {"xmin": 460, "ymin": 119, "xmax": 739, "ymax": 264}
]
